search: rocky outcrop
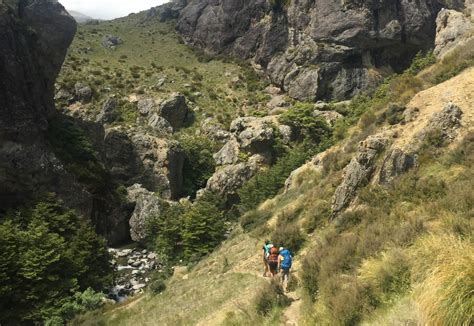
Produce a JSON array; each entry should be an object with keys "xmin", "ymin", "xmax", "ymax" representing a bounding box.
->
[
  {"xmin": 378, "ymin": 148, "xmax": 417, "ymax": 185},
  {"xmin": 127, "ymin": 184, "xmax": 163, "ymax": 243},
  {"xmin": 434, "ymin": 9, "xmax": 473, "ymax": 58},
  {"xmin": 313, "ymin": 110, "xmax": 344, "ymax": 127},
  {"xmin": 204, "ymin": 159, "xmax": 260, "ymax": 201},
  {"xmin": 130, "ymin": 132, "xmax": 185, "ymax": 199},
  {"xmin": 213, "ymin": 116, "xmax": 276, "ymax": 166},
  {"xmin": 101, "ymin": 34, "xmax": 123, "ymax": 49},
  {"xmin": 332, "ymin": 135, "xmax": 389, "ymax": 216},
  {"xmin": 158, "ymin": 92, "xmax": 190, "ymax": 130},
  {"xmin": 416, "ymin": 102, "xmax": 463, "ymax": 143},
  {"xmin": 96, "ymin": 97, "xmax": 117, "ymax": 124},
  {"xmin": 74, "ymin": 82, "xmax": 92, "ymax": 103},
  {"xmin": 0, "ymin": 1, "xmax": 76, "ymax": 208},
  {"xmin": 177, "ymin": 0, "xmax": 453, "ymax": 101}
]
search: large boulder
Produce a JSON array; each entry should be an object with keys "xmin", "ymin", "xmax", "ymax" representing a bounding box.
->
[
  {"xmin": 103, "ymin": 128, "xmax": 142, "ymax": 183},
  {"xmin": 229, "ymin": 116, "xmax": 275, "ymax": 154},
  {"xmin": 101, "ymin": 34, "xmax": 123, "ymax": 49},
  {"xmin": 332, "ymin": 135, "xmax": 389, "ymax": 216},
  {"xmin": 130, "ymin": 133, "xmax": 185, "ymax": 199},
  {"xmin": 158, "ymin": 93, "xmax": 190, "ymax": 130},
  {"xmin": 378, "ymin": 148, "xmax": 417, "ymax": 185},
  {"xmin": 434, "ymin": 9, "xmax": 473, "ymax": 58},
  {"xmin": 205, "ymin": 158, "xmax": 260, "ymax": 200},
  {"xmin": 127, "ymin": 184, "xmax": 162, "ymax": 243},
  {"xmin": 96, "ymin": 97, "xmax": 117, "ymax": 124}
]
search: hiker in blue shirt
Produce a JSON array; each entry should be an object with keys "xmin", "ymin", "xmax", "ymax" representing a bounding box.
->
[{"xmin": 278, "ymin": 246, "xmax": 292, "ymax": 292}]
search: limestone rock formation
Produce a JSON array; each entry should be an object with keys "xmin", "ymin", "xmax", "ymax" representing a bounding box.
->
[
  {"xmin": 205, "ymin": 159, "xmax": 260, "ymax": 200},
  {"xmin": 416, "ymin": 102, "xmax": 464, "ymax": 143},
  {"xmin": 158, "ymin": 92, "xmax": 190, "ymax": 130},
  {"xmin": 177, "ymin": 0, "xmax": 454, "ymax": 101},
  {"xmin": 127, "ymin": 184, "xmax": 163, "ymax": 242},
  {"xmin": 230, "ymin": 117, "xmax": 275, "ymax": 154},
  {"xmin": 332, "ymin": 135, "xmax": 389, "ymax": 216},
  {"xmin": 378, "ymin": 148, "xmax": 417, "ymax": 185},
  {"xmin": 434, "ymin": 9, "xmax": 473, "ymax": 58},
  {"xmin": 96, "ymin": 97, "xmax": 118, "ymax": 124},
  {"xmin": 130, "ymin": 132, "xmax": 185, "ymax": 199}
]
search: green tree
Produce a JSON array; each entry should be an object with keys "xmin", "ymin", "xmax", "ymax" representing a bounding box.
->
[
  {"xmin": 182, "ymin": 192, "xmax": 226, "ymax": 260},
  {"xmin": 0, "ymin": 195, "xmax": 112, "ymax": 325},
  {"xmin": 178, "ymin": 135, "xmax": 216, "ymax": 198}
]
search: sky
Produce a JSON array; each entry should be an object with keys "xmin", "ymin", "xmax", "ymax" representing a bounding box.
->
[{"xmin": 60, "ymin": 0, "xmax": 169, "ymax": 20}]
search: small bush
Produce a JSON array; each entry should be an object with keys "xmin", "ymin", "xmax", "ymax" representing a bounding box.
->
[
  {"xmin": 240, "ymin": 209, "xmax": 272, "ymax": 231},
  {"xmin": 254, "ymin": 280, "xmax": 290, "ymax": 316},
  {"xmin": 271, "ymin": 213, "xmax": 305, "ymax": 253}
]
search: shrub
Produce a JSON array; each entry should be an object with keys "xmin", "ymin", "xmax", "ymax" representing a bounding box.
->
[
  {"xmin": 279, "ymin": 103, "xmax": 332, "ymax": 143},
  {"xmin": 178, "ymin": 135, "xmax": 216, "ymax": 198},
  {"xmin": 240, "ymin": 209, "xmax": 272, "ymax": 231},
  {"xmin": 254, "ymin": 280, "xmax": 290, "ymax": 316},
  {"xmin": 238, "ymin": 144, "xmax": 318, "ymax": 213},
  {"xmin": 271, "ymin": 211, "xmax": 305, "ymax": 253}
]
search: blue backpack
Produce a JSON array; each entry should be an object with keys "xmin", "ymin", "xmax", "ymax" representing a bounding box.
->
[{"xmin": 280, "ymin": 249, "xmax": 292, "ymax": 269}]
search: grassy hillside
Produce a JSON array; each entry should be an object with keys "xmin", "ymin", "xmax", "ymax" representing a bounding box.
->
[
  {"xmin": 70, "ymin": 25, "xmax": 474, "ymax": 324},
  {"xmin": 57, "ymin": 12, "xmax": 270, "ymax": 128}
]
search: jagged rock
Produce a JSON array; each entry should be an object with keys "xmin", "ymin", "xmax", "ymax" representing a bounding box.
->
[
  {"xmin": 103, "ymin": 128, "xmax": 142, "ymax": 183},
  {"xmin": 417, "ymin": 102, "xmax": 463, "ymax": 143},
  {"xmin": 148, "ymin": 114, "xmax": 174, "ymax": 135},
  {"xmin": 158, "ymin": 93, "xmax": 189, "ymax": 129},
  {"xmin": 96, "ymin": 97, "xmax": 117, "ymax": 124},
  {"xmin": 379, "ymin": 148, "xmax": 417, "ymax": 185},
  {"xmin": 178, "ymin": 0, "xmax": 449, "ymax": 101},
  {"xmin": 313, "ymin": 110, "xmax": 344, "ymax": 127},
  {"xmin": 101, "ymin": 34, "xmax": 122, "ymax": 49},
  {"xmin": 266, "ymin": 94, "xmax": 288, "ymax": 109},
  {"xmin": 200, "ymin": 118, "xmax": 231, "ymax": 143},
  {"xmin": 434, "ymin": 9, "xmax": 473, "ymax": 58},
  {"xmin": 229, "ymin": 117, "xmax": 274, "ymax": 154},
  {"xmin": 332, "ymin": 135, "xmax": 389, "ymax": 216},
  {"xmin": 278, "ymin": 124, "xmax": 294, "ymax": 144},
  {"xmin": 127, "ymin": 184, "xmax": 163, "ymax": 243},
  {"xmin": 130, "ymin": 133, "xmax": 184, "ymax": 199},
  {"xmin": 137, "ymin": 98, "xmax": 156, "ymax": 116},
  {"xmin": 74, "ymin": 82, "xmax": 92, "ymax": 103},
  {"xmin": 205, "ymin": 159, "xmax": 259, "ymax": 199},
  {"xmin": 213, "ymin": 137, "xmax": 240, "ymax": 165},
  {"xmin": 55, "ymin": 88, "xmax": 73, "ymax": 102}
]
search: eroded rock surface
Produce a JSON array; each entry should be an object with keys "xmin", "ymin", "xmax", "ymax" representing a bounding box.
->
[
  {"xmin": 332, "ymin": 135, "xmax": 389, "ymax": 216},
  {"xmin": 177, "ymin": 0, "xmax": 455, "ymax": 101}
]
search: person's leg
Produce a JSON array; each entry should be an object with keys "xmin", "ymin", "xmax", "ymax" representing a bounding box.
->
[{"xmin": 282, "ymin": 268, "xmax": 290, "ymax": 292}]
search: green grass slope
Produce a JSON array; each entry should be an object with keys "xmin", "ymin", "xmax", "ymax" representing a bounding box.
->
[{"xmin": 57, "ymin": 12, "xmax": 270, "ymax": 128}]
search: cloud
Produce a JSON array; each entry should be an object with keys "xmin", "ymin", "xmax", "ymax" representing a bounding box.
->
[{"xmin": 60, "ymin": 0, "xmax": 168, "ymax": 20}]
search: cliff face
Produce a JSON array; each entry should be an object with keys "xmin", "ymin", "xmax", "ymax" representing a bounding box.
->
[
  {"xmin": 0, "ymin": 1, "xmax": 130, "ymax": 244},
  {"xmin": 0, "ymin": 0, "xmax": 76, "ymax": 206},
  {"xmin": 177, "ymin": 0, "xmax": 464, "ymax": 101}
]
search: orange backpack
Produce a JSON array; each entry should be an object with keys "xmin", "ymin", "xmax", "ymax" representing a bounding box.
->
[{"xmin": 268, "ymin": 247, "xmax": 279, "ymax": 263}]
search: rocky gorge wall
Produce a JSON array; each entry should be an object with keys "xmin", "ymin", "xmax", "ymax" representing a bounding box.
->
[
  {"xmin": 0, "ymin": 1, "xmax": 131, "ymax": 244},
  {"xmin": 177, "ymin": 0, "xmax": 466, "ymax": 102}
]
